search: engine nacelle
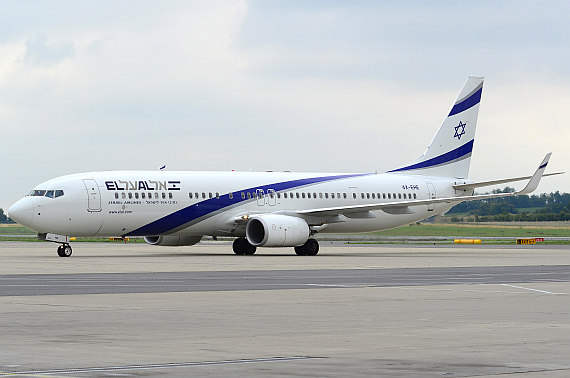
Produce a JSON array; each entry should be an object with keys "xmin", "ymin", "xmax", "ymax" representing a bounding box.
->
[
  {"xmin": 144, "ymin": 235, "xmax": 202, "ymax": 246},
  {"xmin": 246, "ymin": 214, "xmax": 309, "ymax": 247}
]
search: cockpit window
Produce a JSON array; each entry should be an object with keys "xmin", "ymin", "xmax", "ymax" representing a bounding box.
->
[{"xmin": 27, "ymin": 189, "xmax": 64, "ymax": 198}]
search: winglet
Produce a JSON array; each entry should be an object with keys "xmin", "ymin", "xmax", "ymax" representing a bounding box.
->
[{"xmin": 516, "ymin": 153, "xmax": 551, "ymax": 195}]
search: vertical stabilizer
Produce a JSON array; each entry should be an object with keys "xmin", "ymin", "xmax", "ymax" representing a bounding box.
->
[{"xmin": 388, "ymin": 76, "xmax": 483, "ymax": 178}]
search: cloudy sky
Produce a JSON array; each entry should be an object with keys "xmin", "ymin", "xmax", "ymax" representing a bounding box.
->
[{"xmin": 1, "ymin": 0, "xmax": 569, "ymax": 210}]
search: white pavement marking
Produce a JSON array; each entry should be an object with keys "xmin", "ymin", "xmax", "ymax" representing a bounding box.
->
[
  {"xmin": 0, "ymin": 356, "xmax": 324, "ymax": 376},
  {"xmin": 500, "ymin": 284, "xmax": 567, "ymax": 295}
]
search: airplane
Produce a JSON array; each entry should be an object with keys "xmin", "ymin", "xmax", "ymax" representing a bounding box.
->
[{"xmin": 8, "ymin": 76, "xmax": 562, "ymax": 257}]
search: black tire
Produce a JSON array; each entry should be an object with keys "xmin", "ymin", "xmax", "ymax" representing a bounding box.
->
[
  {"xmin": 233, "ymin": 238, "xmax": 246, "ymax": 255},
  {"xmin": 57, "ymin": 245, "xmax": 65, "ymax": 257},
  {"xmin": 233, "ymin": 238, "xmax": 256, "ymax": 255},
  {"xmin": 294, "ymin": 245, "xmax": 307, "ymax": 255},
  {"xmin": 62, "ymin": 245, "xmax": 72, "ymax": 257},
  {"xmin": 304, "ymin": 239, "xmax": 319, "ymax": 256},
  {"xmin": 244, "ymin": 241, "xmax": 257, "ymax": 255},
  {"xmin": 295, "ymin": 239, "xmax": 319, "ymax": 256}
]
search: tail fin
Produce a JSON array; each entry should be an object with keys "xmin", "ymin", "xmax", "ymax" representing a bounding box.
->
[{"xmin": 388, "ymin": 76, "xmax": 484, "ymax": 178}]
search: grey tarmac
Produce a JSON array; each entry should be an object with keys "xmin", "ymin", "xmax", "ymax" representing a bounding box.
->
[{"xmin": 0, "ymin": 242, "xmax": 569, "ymax": 377}]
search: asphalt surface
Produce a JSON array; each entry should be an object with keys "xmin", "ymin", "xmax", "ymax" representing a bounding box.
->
[
  {"xmin": 0, "ymin": 242, "xmax": 569, "ymax": 377},
  {"xmin": 1, "ymin": 265, "xmax": 569, "ymax": 297}
]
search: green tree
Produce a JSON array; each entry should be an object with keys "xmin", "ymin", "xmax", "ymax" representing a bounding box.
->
[{"xmin": 0, "ymin": 208, "xmax": 8, "ymax": 223}]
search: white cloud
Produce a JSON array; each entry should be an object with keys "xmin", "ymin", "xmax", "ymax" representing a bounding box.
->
[{"xmin": 1, "ymin": 1, "xmax": 569, "ymax": 210}]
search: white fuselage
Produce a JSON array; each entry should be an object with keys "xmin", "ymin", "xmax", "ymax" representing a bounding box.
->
[{"xmin": 9, "ymin": 170, "xmax": 464, "ymax": 239}]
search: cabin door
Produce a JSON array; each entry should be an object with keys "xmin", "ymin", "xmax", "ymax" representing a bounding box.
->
[
  {"xmin": 83, "ymin": 179, "xmax": 102, "ymax": 212},
  {"xmin": 426, "ymin": 182, "xmax": 436, "ymax": 211}
]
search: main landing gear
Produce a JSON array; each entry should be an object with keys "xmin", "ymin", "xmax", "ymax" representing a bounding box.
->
[
  {"xmin": 233, "ymin": 237, "xmax": 257, "ymax": 255},
  {"xmin": 294, "ymin": 239, "xmax": 319, "ymax": 256},
  {"xmin": 232, "ymin": 238, "xmax": 320, "ymax": 256},
  {"xmin": 57, "ymin": 244, "xmax": 73, "ymax": 257}
]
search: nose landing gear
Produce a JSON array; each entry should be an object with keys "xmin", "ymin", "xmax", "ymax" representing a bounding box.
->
[{"xmin": 56, "ymin": 244, "xmax": 73, "ymax": 257}]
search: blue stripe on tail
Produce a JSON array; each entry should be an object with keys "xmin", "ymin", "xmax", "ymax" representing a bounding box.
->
[
  {"xmin": 387, "ymin": 139, "xmax": 474, "ymax": 173},
  {"xmin": 448, "ymin": 88, "xmax": 482, "ymax": 116}
]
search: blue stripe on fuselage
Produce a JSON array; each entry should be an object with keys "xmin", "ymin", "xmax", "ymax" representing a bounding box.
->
[
  {"xmin": 124, "ymin": 173, "xmax": 368, "ymax": 236},
  {"xmin": 448, "ymin": 87, "xmax": 482, "ymax": 117},
  {"xmin": 387, "ymin": 139, "xmax": 474, "ymax": 173}
]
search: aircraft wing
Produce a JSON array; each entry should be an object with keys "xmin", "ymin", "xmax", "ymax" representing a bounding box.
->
[
  {"xmin": 453, "ymin": 172, "xmax": 563, "ymax": 191},
  {"xmin": 297, "ymin": 153, "xmax": 554, "ymax": 218}
]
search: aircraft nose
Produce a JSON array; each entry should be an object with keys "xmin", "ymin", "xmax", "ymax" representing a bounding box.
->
[{"xmin": 8, "ymin": 197, "xmax": 34, "ymax": 227}]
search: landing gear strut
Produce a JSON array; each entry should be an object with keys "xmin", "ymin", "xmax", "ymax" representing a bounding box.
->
[
  {"xmin": 232, "ymin": 237, "xmax": 256, "ymax": 255},
  {"xmin": 294, "ymin": 239, "xmax": 319, "ymax": 256},
  {"xmin": 57, "ymin": 244, "xmax": 72, "ymax": 257}
]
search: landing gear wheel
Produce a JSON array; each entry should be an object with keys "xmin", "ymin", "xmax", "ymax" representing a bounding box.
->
[
  {"xmin": 294, "ymin": 245, "xmax": 307, "ymax": 256},
  {"xmin": 57, "ymin": 244, "xmax": 72, "ymax": 257},
  {"xmin": 304, "ymin": 239, "xmax": 319, "ymax": 256},
  {"xmin": 295, "ymin": 239, "xmax": 319, "ymax": 256},
  {"xmin": 233, "ymin": 238, "xmax": 257, "ymax": 255}
]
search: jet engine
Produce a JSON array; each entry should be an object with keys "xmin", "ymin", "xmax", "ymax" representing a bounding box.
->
[
  {"xmin": 144, "ymin": 235, "xmax": 202, "ymax": 246},
  {"xmin": 246, "ymin": 214, "xmax": 309, "ymax": 247}
]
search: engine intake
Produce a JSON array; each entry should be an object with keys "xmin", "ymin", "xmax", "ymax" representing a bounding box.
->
[
  {"xmin": 246, "ymin": 214, "xmax": 309, "ymax": 247},
  {"xmin": 144, "ymin": 235, "xmax": 202, "ymax": 246}
]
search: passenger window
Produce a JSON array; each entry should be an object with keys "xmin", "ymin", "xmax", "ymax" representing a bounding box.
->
[
  {"xmin": 202, "ymin": 193, "xmax": 206, "ymax": 199},
  {"xmin": 371, "ymin": 193, "xmax": 375, "ymax": 199},
  {"xmin": 277, "ymin": 193, "xmax": 280, "ymax": 199},
  {"xmin": 209, "ymin": 192, "xmax": 213, "ymax": 199},
  {"xmin": 148, "ymin": 193, "xmax": 152, "ymax": 199},
  {"xmin": 366, "ymin": 193, "xmax": 370, "ymax": 199},
  {"xmin": 388, "ymin": 193, "xmax": 391, "ymax": 199},
  {"xmin": 189, "ymin": 193, "xmax": 193, "ymax": 199},
  {"xmin": 216, "ymin": 192, "xmax": 220, "ymax": 199},
  {"xmin": 361, "ymin": 193, "xmax": 365, "ymax": 199},
  {"xmin": 383, "ymin": 193, "xmax": 386, "ymax": 199},
  {"xmin": 319, "ymin": 193, "xmax": 323, "ymax": 199},
  {"xmin": 413, "ymin": 193, "xmax": 417, "ymax": 199},
  {"xmin": 135, "ymin": 193, "xmax": 139, "ymax": 199},
  {"xmin": 331, "ymin": 193, "xmax": 335, "ymax": 199},
  {"xmin": 343, "ymin": 193, "xmax": 347, "ymax": 199},
  {"xmin": 229, "ymin": 193, "xmax": 233, "ymax": 199},
  {"xmin": 114, "ymin": 193, "xmax": 119, "ymax": 199},
  {"xmin": 325, "ymin": 193, "xmax": 329, "ymax": 199},
  {"xmin": 353, "ymin": 193, "xmax": 356, "ymax": 199},
  {"xmin": 301, "ymin": 193, "xmax": 305, "ymax": 199},
  {"xmin": 169, "ymin": 193, "xmax": 173, "ymax": 199},
  {"xmin": 337, "ymin": 193, "xmax": 341, "ymax": 199},
  {"xmin": 393, "ymin": 193, "xmax": 396, "ymax": 199},
  {"xmin": 129, "ymin": 193, "xmax": 133, "ymax": 199},
  {"xmin": 55, "ymin": 190, "xmax": 64, "ymax": 198},
  {"xmin": 141, "ymin": 193, "xmax": 146, "ymax": 199},
  {"xmin": 162, "ymin": 193, "xmax": 166, "ymax": 199},
  {"xmin": 247, "ymin": 192, "xmax": 251, "ymax": 199},
  {"xmin": 398, "ymin": 193, "xmax": 401, "ymax": 199},
  {"xmin": 122, "ymin": 193, "xmax": 126, "ymax": 199}
]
